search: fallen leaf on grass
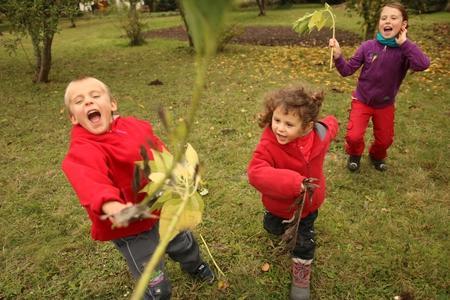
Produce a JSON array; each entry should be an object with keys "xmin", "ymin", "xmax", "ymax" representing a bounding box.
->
[
  {"xmin": 261, "ymin": 262, "xmax": 270, "ymax": 272},
  {"xmin": 218, "ymin": 279, "xmax": 230, "ymax": 291}
]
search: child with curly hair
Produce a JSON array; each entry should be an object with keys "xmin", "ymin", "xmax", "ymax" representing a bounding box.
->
[{"xmin": 248, "ymin": 84, "xmax": 338, "ymax": 300}]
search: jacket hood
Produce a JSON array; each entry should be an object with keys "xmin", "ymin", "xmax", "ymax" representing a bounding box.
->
[{"xmin": 260, "ymin": 123, "xmax": 327, "ymax": 159}]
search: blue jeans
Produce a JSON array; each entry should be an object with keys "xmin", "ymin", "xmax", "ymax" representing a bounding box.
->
[
  {"xmin": 112, "ymin": 225, "xmax": 202, "ymax": 300},
  {"xmin": 263, "ymin": 210, "xmax": 318, "ymax": 260}
]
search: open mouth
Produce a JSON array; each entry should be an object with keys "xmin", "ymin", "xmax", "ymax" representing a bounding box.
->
[
  {"xmin": 276, "ymin": 134, "xmax": 287, "ymax": 140},
  {"xmin": 383, "ymin": 26, "xmax": 393, "ymax": 33},
  {"xmin": 87, "ymin": 109, "xmax": 101, "ymax": 123}
]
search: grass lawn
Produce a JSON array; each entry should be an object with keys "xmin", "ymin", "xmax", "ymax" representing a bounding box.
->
[{"xmin": 0, "ymin": 4, "xmax": 449, "ymax": 300}]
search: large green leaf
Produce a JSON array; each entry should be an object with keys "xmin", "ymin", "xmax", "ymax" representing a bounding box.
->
[
  {"xmin": 187, "ymin": 192, "xmax": 205, "ymax": 212},
  {"xmin": 308, "ymin": 10, "xmax": 323, "ymax": 30},
  {"xmin": 292, "ymin": 3, "xmax": 335, "ymax": 36},
  {"xmin": 185, "ymin": 143, "xmax": 199, "ymax": 168},
  {"xmin": 148, "ymin": 191, "xmax": 177, "ymax": 212},
  {"xmin": 159, "ymin": 197, "xmax": 203, "ymax": 241},
  {"xmin": 149, "ymin": 149, "xmax": 173, "ymax": 174},
  {"xmin": 292, "ymin": 12, "xmax": 314, "ymax": 35}
]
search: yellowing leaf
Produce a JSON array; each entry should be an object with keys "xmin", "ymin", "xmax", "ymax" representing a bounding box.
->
[
  {"xmin": 173, "ymin": 163, "xmax": 190, "ymax": 182},
  {"xmin": 217, "ymin": 279, "xmax": 230, "ymax": 291},
  {"xmin": 186, "ymin": 192, "xmax": 205, "ymax": 212},
  {"xmin": 149, "ymin": 149, "xmax": 173, "ymax": 173},
  {"xmin": 148, "ymin": 192, "xmax": 177, "ymax": 212},
  {"xmin": 149, "ymin": 172, "xmax": 166, "ymax": 185},
  {"xmin": 316, "ymin": 14, "xmax": 329, "ymax": 31},
  {"xmin": 185, "ymin": 143, "xmax": 199, "ymax": 167},
  {"xmin": 159, "ymin": 202, "xmax": 203, "ymax": 241},
  {"xmin": 308, "ymin": 11, "xmax": 323, "ymax": 30}
]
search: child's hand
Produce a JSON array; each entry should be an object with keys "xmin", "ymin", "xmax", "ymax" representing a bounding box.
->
[
  {"xmin": 301, "ymin": 178, "xmax": 319, "ymax": 193},
  {"xmin": 395, "ymin": 26, "xmax": 407, "ymax": 45},
  {"xmin": 102, "ymin": 201, "xmax": 133, "ymax": 228},
  {"xmin": 329, "ymin": 38, "xmax": 342, "ymax": 59}
]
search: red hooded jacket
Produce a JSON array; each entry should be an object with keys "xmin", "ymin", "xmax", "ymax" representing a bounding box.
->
[
  {"xmin": 248, "ymin": 116, "xmax": 338, "ymax": 219},
  {"xmin": 62, "ymin": 116, "xmax": 164, "ymax": 241}
]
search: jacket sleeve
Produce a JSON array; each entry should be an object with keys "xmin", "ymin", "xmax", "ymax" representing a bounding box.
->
[
  {"xmin": 62, "ymin": 143, "xmax": 123, "ymax": 218},
  {"xmin": 334, "ymin": 43, "xmax": 365, "ymax": 77},
  {"xmin": 400, "ymin": 39, "xmax": 430, "ymax": 71},
  {"xmin": 247, "ymin": 143, "xmax": 305, "ymax": 200}
]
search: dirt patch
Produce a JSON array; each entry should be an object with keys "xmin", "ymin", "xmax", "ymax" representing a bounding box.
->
[{"xmin": 144, "ymin": 25, "xmax": 362, "ymax": 47}]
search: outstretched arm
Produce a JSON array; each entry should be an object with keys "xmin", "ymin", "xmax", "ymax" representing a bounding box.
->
[{"xmin": 62, "ymin": 144, "xmax": 125, "ymax": 218}]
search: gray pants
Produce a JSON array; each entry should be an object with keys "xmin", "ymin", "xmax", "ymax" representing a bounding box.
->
[{"xmin": 112, "ymin": 225, "xmax": 202, "ymax": 300}]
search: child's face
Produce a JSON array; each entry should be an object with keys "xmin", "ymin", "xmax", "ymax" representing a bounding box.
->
[
  {"xmin": 66, "ymin": 78, "xmax": 117, "ymax": 135},
  {"xmin": 271, "ymin": 106, "xmax": 313, "ymax": 145},
  {"xmin": 378, "ymin": 6, "xmax": 407, "ymax": 39}
]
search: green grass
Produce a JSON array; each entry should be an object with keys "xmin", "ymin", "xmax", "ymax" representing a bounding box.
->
[{"xmin": 1, "ymin": 5, "xmax": 449, "ymax": 300}]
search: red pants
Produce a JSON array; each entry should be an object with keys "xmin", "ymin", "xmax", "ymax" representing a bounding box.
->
[{"xmin": 345, "ymin": 99, "xmax": 395, "ymax": 160}]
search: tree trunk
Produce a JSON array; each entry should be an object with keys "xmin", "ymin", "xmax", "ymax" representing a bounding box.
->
[
  {"xmin": 256, "ymin": 0, "xmax": 266, "ymax": 16},
  {"xmin": 70, "ymin": 17, "xmax": 76, "ymax": 28},
  {"xmin": 127, "ymin": 0, "xmax": 145, "ymax": 46},
  {"xmin": 178, "ymin": 2, "xmax": 193, "ymax": 48},
  {"xmin": 129, "ymin": 0, "xmax": 137, "ymax": 15},
  {"xmin": 30, "ymin": 33, "xmax": 42, "ymax": 83},
  {"xmin": 37, "ymin": 34, "xmax": 53, "ymax": 83}
]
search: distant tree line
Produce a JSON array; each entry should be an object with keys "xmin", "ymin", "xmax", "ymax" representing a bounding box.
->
[{"xmin": 0, "ymin": 0, "xmax": 447, "ymax": 83}]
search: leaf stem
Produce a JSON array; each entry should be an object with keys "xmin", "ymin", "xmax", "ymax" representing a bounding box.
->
[
  {"xmin": 130, "ymin": 52, "xmax": 212, "ymax": 300},
  {"xmin": 328, "ymin": 6, "xmax": 336, "ymax": 70},
  {"xmin": 199, "ymin": 233, "xmax": 226, "ymax": 277},
  {"xmin": 130, "ymin": 187, "xmax": 193, "ymax": 300}
]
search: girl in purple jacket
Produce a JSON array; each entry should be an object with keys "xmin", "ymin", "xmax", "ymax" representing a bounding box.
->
[{"xmin": 329, "ymin": 2, "xmax": 430, "ymax": 172}]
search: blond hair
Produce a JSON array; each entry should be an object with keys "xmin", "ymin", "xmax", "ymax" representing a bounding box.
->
[{"xmin": 64, "ymin": 76, "xmax": 112, "ymax": 107}]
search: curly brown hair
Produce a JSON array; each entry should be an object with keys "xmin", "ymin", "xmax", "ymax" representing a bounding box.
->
[{"xmin": 258, "ymin": 84, "xmax": 324, "ymax": 129}]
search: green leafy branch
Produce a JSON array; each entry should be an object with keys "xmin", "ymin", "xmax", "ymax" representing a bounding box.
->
[
  {"xmin": 113, "ymin": 1, "xmax": 234, "ymax": 299},
  {"xmin": 292, "ymin": 3, "xmax": 336, "ymax": 70}
]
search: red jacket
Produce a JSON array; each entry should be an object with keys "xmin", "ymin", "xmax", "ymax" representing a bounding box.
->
[
  {"xmin": 248, "ymin": 116, "xmax": 339, "ymax": 219},
  {"xmin": 62, "ymin": 116, "xmax": 164, "ymax": 241}
]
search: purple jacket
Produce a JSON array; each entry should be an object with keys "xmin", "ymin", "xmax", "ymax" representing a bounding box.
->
[{"xmin": 334, "ymin": 39, "xmax": 430, "ymax": 108}]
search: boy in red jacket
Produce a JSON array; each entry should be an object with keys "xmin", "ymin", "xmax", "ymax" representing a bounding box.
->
[
  {"xmin": 248, "ymin": 84, "xmax": 338, "ymax": 300},
  {"xmin": 62, "ymin": 77, "xmax": 213, "ymax": 300}
]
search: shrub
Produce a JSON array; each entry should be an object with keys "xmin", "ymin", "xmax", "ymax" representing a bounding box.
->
[{"xmin": 217, "ymin": 24, "xmax": 244, "ymax": 52}]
